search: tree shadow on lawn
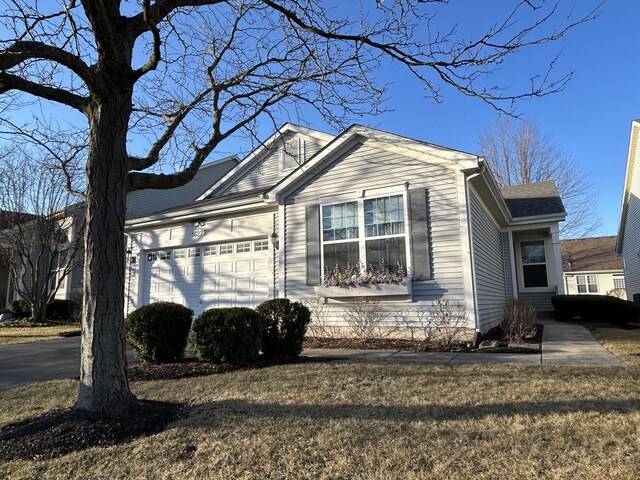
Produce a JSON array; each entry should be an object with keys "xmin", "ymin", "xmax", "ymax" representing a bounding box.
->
[{"xmin": 187, "ymin": 397, "xmax": 640, "ymax": 429}]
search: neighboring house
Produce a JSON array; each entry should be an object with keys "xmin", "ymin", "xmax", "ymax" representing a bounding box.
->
[
  {"xmin": 616, "ymin": 119, "xmax": 640, "ymax": 301},
  {"xmin": 124, "ymin": 123, "xmax": 566, "ymax": 337},
  {"xmin": 0, "ymin": 156, "xmax": 238, "ymax": 309},
  {"xmin": 562, "ymin": 236, "xmax": 625, "ymax": 298}
]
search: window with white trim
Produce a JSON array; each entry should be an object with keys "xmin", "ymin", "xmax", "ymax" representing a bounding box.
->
[
  {"xmin": 321, "ymin": 194, "xmax": 407, "ymax": 273},
  {"xmin": 49, "ymin": 251, "xmax": 66, "ymax": 293},
  {"xmin": 173, "ymin": 249, "xmax": 186, "ymax": 259},
  {"xmin": 254, "ymin": 240, "xmax": 269, "ymax": 251},
  {"xmin": 613, "ymin": 276, "xmax": 625, "ymax": 290},
  {"xmin": 576, "ymin": 274, "xmax": 598, "ymax": 293},
  {"xmin": 188, "ymin": 247, "xmax": 201, "ymax": 258},
  {"xmin": 159, "ymin": 250, "xmax": 171, "ymax": 260},
  {"xmin": 147, "ymin": 252, "xmax": 158, "ymax": 262},
  {"xmin": 220, "ymin": 244, "xmax": 233, "ymax": 255},
  {"xmin": 520, "ymin": 240, "xmax": 548, "ymax": 288},
  {"xmin": 236, "ymin": 242, "xmax": 251, "ymax": 253},
  {"xmin": 203, "ymin": 245, "xmax": 217, "ymax": 256}
]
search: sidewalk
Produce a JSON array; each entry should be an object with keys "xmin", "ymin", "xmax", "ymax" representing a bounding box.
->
[{"xmin": 303, "ymin": 320, "xmax": 623, "ymax": 366}]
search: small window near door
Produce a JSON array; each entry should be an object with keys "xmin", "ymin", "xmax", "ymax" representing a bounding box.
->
[
  {"xmin": 613, "ymin": 276, "xmax": 625, "ymax": 289},
  {"xmin": 520, "ymin": 240, "xmax": 548, "ymax": 288},
  {"xmin": 576, "ymin": 274, "xmax": 598, "ymax": 293}
]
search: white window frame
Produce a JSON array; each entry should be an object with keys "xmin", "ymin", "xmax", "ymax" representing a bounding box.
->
[
  {"xmin": 254, "ymin": 240, "xmax": 269, "ymax": 252},
  {"xmin": 203, "ymin": 245, "xmax": 217, "ymax": 256},
  {"xmin": 236, "ymin": 242, "xmax": 251, "ymax": 254},
  {"xmin": 576, "ymin": 274, "xmax": 598, "ymax": 293},
  {"xmin": 319, "ymin": 191, "xmax": 411, "ymax": 276},
  {"xmin": 220, "ymin": 244, "xmax": 233, "ymax": 255},
  {"xmin": 613, "ymin": 276, "xmax": 625, "ymax": 290},
  {"xmin": 514, "ymin": 237, "xmax": 551, "ymax": 292},
  {"xmin": 173, "ymin": 249, "xmax": 186, "ymax": 259},
  {"xmin": 188, "ymin": 247, "xmax": 201, "ymax": 258}
]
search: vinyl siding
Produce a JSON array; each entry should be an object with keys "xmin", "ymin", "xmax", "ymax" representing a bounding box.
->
[
  {"xmin": 221, "ymin": 133, "xmax": 330, "ymax": 195},
  {"xmin": 518, "ymin": 291, "xmax": 555, "ymax": 312},
  {"xmin": 282, "ymin": 140, "xmax": 471, "ymax": 330},
  {"xmin": 469, "ymin": 190, "xmax": 507, "ymax": 330},
  {"xmin": 125, "ymin": 158, "xmax": 236, "ymax": 220},
  {"xmin": 622, "ymin": 133, "xmax": 640, "ymax": 299}
]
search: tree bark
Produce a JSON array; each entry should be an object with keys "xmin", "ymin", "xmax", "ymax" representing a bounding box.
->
[{"xmin": 75, "ymin": 91, "xmax": 137, "ymax": 413}]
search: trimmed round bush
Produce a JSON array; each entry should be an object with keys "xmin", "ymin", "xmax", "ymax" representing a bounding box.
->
[
  {"xmin": 46, "ymin": 299, "xmax": 74, "ymax": 322},
  {"xmin": 125, "ymin": 302, "xmax": 193, "ymax": 363},
  {"xmin": 9, "ymin": 300, "xmax": 31, "ymax": 317},
  {"xmin": 256, "ymin": 299, "xmax": 311, "ymax": 357},
  {"xmin": 191, "ymin": 307, "xmax": 263, "ymax": 364}
]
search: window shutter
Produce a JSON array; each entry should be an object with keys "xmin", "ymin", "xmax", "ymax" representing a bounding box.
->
[
  {"xmin": 306, "ymin": 204, "xmax": 321, "ymax": 285},
  {"xmin": 409, "ymin": 187, "xmax": 432, "ymax": 280}
]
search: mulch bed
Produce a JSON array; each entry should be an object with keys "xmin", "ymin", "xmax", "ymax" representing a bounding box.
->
[
  {"xmin": 0, "ymin": 400, "xmax": 185, "ymax": 462},
  {"xmin": 303, "ymin": 337, "xmax": 470, "ymax": 352},
  {"xmin": 127, "ymin": 355, "xmax": 331, "ymax": 382},
  {"xmin": 303, "ymin": 323, "xmax": 544, "ymax": 354}
]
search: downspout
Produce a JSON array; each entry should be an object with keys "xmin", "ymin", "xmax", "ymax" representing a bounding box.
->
[{"xmin": 464, "ymin": 160, "xmax": 485, "ymax": 344}]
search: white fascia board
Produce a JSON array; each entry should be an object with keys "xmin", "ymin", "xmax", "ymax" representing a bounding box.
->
[
  {"xmin": 509, "ymin": 214, "xmax": 566, "ymax": 225},
  {"xmin": 125, "ymin": 198, "xmax": 268, "ymax": 230},
  {"xmin": 563, "ymin": 269, "xmax": 624, "ymax": 275},
  {"xmin": 616, "ymin": 120, "xmax": 640, "ymax": 254},
  {"xmin": 264, "ymin": 125, "xmax": 481, "ymax": 202},
  {"xmin": 195, "ymin": 123, "xmax": 334, "ymax": 201}
]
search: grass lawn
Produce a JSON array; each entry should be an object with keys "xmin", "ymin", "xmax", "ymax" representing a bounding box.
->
[
  {"xmin": 1, "ymin": 362, "xmax": 639, "ymax": 479},
  {"xmin": 0, "ymin": 324, "xmax": 80, "ymax": 346},
  {"xmin": 590, "ymin": 323, "xmax": 640, "ymax": 367}
]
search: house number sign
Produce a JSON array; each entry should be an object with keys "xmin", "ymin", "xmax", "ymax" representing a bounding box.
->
[{"xmin": 192, "ymin": 228, "xmax": 206, "ymax": 238}]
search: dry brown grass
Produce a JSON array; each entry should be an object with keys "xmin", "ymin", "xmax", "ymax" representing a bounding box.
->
[
  {"xmin": 590, "ymin": 324, "xmax": 640, "ymax": 366},
  {"xmin": 1, "ymin": 362, "xmax": 640, "ymax": 479},
  {"xmin": 0, "ymin": 324, "xmax": 80, "ymax": 346}
]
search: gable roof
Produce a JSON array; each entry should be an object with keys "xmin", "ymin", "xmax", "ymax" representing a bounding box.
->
[
  {"xmin": 0, "ymin": 210, "xmax": 38, "ymax": 230},
  {"xmin": 561, "ymin": 236, "xmax": 622, "ymax": 272},
  {"xmin": 616, "ymin": 119, "xmax": 640, "ymax": 254},
  {"xmin": 500, "ymin": 181, "xmax": 565, "ymax": 219},
  {"xmin": 196, "ymin": 123, "xmax": 334, "ymax": 201},
  {"xmin": 263, "ymin": 124, "xmax": 481, "ymax": 203},
  {"xmin": 125, "ymin": 156, "xmax": 238, "ymax": 220}
]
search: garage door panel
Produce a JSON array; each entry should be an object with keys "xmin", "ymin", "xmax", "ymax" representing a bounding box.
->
[{"xmin": 143, "ymin": 238, "xmax": 269, "ymax": 311}]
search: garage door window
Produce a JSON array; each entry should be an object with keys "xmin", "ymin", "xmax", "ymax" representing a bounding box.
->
[
  {"xmin": 220, "ymin": 244, "xmax": 233, "ymax": 255},
  {"xmin": 237, "ymin": 242, "xmax": 251, "ymax": 253},
  {"xmin": 204, "ymin": 245, "xmax": 217, "ymax": 256},
  {"xmin": 188, "ymin": 247, "xmax": 201, "ymax": 258},
  {"xmin": 147, "ymin": 252, "xmax": 157, "ymax": 262},
  {"xmin": 173, "ymin": 249, "xmax": 186, "ymax": 259},
  {"xmin": 254, "ymin": 240, "xmax": 268, "ymax": 251}
]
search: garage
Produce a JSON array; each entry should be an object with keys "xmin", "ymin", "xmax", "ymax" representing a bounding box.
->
[{"xmin": 143, "ymin": 238, "xmax": 270, "ymax": 315}]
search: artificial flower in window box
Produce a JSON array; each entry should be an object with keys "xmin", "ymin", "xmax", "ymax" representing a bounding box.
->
[{"xmin": 314, "ymin": 262, "xmax": 411, "ymax": 297}]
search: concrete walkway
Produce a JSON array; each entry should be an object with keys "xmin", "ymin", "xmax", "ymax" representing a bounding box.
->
[{"xmin": 303, "ymin": 320, "xmax": 623, "ymax": 367}]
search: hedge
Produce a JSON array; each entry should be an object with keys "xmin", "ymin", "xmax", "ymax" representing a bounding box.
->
[
  {"xmin": 191, "ymin": 307, "xmax": 263, "ymax": 363},
  {"xmin": 551, "ymin": 294, "xmax": 640, "ymax": 325},
  {"xmin": 256, "ymin": 299, "xmax": 311, "ymax": 356},
  {"xmin": 125, "ymin": 302, "xmax": 193, "ymax": 362}
]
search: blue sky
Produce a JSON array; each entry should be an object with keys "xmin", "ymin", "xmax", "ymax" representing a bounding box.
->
[
  {"xmin": 350, "ymin": 0, "xmax": 640, "ymax": 237},
  {"xmin": 3, "ymin": 1, "xmax": 637, "ymax": 237}
]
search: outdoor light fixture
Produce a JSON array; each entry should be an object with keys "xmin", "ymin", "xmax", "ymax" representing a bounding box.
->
[{"xmin": 270, "ymin": 231, "xmax": 279, "ymax": 250}]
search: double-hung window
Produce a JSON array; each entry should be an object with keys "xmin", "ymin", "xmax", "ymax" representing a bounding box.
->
[
  {"xmin": 576, "ymin": 274, "xmax": 598, "ymax": 293},
  {"xmin": 321, "ymin": 194, "xmax": 407, "ymax": 274},
  {"xmin": 520, "ymin": 240, "xmax": 548, "ymax": 288}
]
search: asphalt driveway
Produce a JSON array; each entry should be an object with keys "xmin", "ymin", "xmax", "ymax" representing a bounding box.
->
[{"xmin": 0, "ymin": 337, "xmax": 138, "ymax": 391}]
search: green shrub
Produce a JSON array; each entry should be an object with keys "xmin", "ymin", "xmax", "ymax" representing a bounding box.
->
[
  {"xmin": 125, "ymin": 302, "xmax": 193, "ymax": 363},
  {"xmin": 9, "ymin": 300, "xmax": 31, "ymax": 317},
  {"xmin": 191, "ymin": 307, "xmax": 263, "ymax": 363},
  {"xmin": 46, "ymin": 300, "xmax": 74, "ymax": 322},
  {"xmin": 256, "ymin": 299, "xmax": 311, "ymax": 356},
  {"xmin": 551, "ymin": 295, "xmax": 640, "ymax": 325}
]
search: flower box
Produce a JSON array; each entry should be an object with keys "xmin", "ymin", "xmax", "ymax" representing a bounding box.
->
[{"xmin": 314, "ymin": 283, "xmax": 410, "ymax": 298}]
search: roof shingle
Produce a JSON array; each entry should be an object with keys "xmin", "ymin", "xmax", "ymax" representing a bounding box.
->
[
  {"xmin": 500, "ymin": 180, "xmax": 565, "ymax": 218},
  {"xmin": 560, "ymin": 236, "xmax": 622, "ymax": 272}
]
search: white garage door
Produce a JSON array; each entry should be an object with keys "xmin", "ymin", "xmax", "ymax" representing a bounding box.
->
[{"xmin": 143, "ymin": 239, "xmax": 270, "ymax": 315}]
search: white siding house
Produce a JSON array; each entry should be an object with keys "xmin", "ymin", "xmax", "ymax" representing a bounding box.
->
[
  {"xmin": 616, "ymin": 119, "xmax": 640, "ymax": 301},
  {"xmin": 562, "ymin": 236, "xmax": 625, "ymax": 298},
  {"xmin": 124, "ymin": 123, "xmax": 566, "ymax": 336}
]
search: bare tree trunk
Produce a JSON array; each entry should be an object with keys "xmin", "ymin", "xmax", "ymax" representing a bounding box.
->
[{"xmin": 75, "ymin": 92, "xmax": 136, "ymax": 413}]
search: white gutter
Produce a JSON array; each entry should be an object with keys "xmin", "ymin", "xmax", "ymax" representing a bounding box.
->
[{"xmin": 464, "ymin": 162, "xmax": 483, "ymax": 337}]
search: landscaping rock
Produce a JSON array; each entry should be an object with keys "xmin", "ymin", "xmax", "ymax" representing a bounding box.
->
[{"xmin": 478, "ymin": 340, "xmax": 507, "ymax": 349}]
